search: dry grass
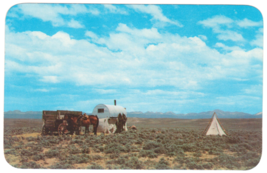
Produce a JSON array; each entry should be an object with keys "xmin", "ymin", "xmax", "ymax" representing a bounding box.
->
[{"xmin": 4, "ymin": 118, "xmax": 262, "ymax": 170}]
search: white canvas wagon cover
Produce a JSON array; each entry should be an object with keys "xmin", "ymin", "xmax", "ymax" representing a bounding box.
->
[{"xmin": 92, "ymin": 104, "xmax": 127, "ymax": 119}]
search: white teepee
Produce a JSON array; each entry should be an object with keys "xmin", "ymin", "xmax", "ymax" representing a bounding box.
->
[{"xmin": 203, "ymin": 112, "xmax": 227, "ymax": 136}]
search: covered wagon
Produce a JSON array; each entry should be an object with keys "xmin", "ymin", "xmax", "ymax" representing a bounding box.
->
[{"xmin": 92, "ymin": 102, "xmax": 128, "ymax": 133}]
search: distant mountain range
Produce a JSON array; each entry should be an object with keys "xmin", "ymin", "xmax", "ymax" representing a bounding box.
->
[
  {"xmin": 4, "ymin": 109, "xmax": 262, "ymax": 119},
  {"xmin": 127, "ymin": 109, "xmax": 262, "ymax": 119},
  {"xmin": 4, "ymin": 110, "xmax": 43, "ymax": 119}
]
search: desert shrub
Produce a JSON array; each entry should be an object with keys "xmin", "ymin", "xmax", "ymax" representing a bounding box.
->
[
  {"xmin": 76, "ymin": 154, "xmax": 91, "ymax": 163},
  {"xmin": 244, "ymin": 157, "xmax": 261, "ymax": 169},
  {"xmin": 38, "ymin": 139, "xmax": 51, "ymax": 148},
  {"xmin": 32, "ymin": 153, "xmax": 45, "ymax": 161},
  {"xmin": 106, "ymin": 164, "xmax": 113, "ymax": 169},
  {"xmin": 173, "ymin": 155, "xmax": 187, "ymax": 165},
  {"xmin": 119, "ymin": 165, "xmax": 131, "ymax": 169},
  {"xmin": 125, "ymin": 157, "xmax": 144, "ymax": 169},
  {"xmin": 109, "ymin": 152, "xmax": 120, "ymax": 159},
  {"xmin": 92, "ymin": 155, "xmax": 103, "ymax": 160},
  {"xmin": 154, "ymin": 145, "xmax": 166, "ymax": 154},
  {"xmin": 30, "ymin": 145, "xmax": 43, "ymax": 152},
  {"xmin": 71, "ymin": 138, "xmax": 84, "ymax": 145},
  {"xmin": 25, "ymin": 142, "xmax": 36, "ymax": 148},
  {"xmin": 69, "ymin": 145, "xmax": 81, "ymax": 154},
  {"xmin": 20, "ymin": 149, "xmax": 38, "ymax": 157},
  {"xmin": 129, "ymin": 153, "xmax": 138, "ymax": 157},
  {"xmin": 135, "ymin": 139, "xmax": 143, "ymax": 145},
  {"xmin": 139, "ymin": 149, "xmax": 158, "ymax": 158},
  {"xmin": 143, "ymin": 141, "xmax": 162, "ymax": 150},
  {"xmin": 14, "ymin": 143, "xmax": 23, "ymax": 150},
  {"xmin": 227, "ymin": 136, "xmax": 240, "ymax": 144},
  {"xmin": 65, "ymin": 154, "xmax": 90, "ymax": 164},
  {"xmin": 87, "ymin": 162, "xmax": 103, "ymax": 169},
  {"xmin": 45, "ymin": 149, "xmax": 59, "ymax": 158},
  {"xmin": 130, "ymin": 145, "xmax": 140, "ymax": 152},
  {"xmin": 181, "ymin": 143, "xmax": 196, "ymax": 152},
  {"xmin": 173, "ymin": 164, "xmax": 184, "ymax": 169},
  {"xmin": 193, "ymin": 151, "xmax": 202, "ymax": 157},
  {"xmin": 46, "ymin": 136, "xmax": 60, "ymax": 145},
  {"xmin": 155, "ymin": 158, "xmax": 170, "ymax": 169},
  {"xmin": 20, "ymin": 156, "xmax": 28, "ymax": 163},
  {"xmin": 81, "ymin": 145, "xmax": 90, "ymax": 154},
  {"xmin": 202, "ymin": 162, "xmax": 213, "ymax": 169},
  {"xmin": 20, "ymin": 161, "xmax": 40, "ymax": 169},
  {"xmin": 26, "ymin": 136, "xmax": 37, "ymax": 142},
  {"xmin": 229, "ymin": 145, "xmax": 247, "ymax": 155},
  {"xmin": 240, "ymin": 142, "xmax": 253, "ymax": 150},
  {"xmin": 187, "ymin": 161, "xmax": 203, "ymax": 169},
  {"xmin": 239, "ymin": 151, "xmax": 259, "ymax": 160},
  {"xmin": 122, "ymin": 144, "xmax": 131, "ymax": 152},
  {"xmin": 104, "ymin": 143, "xmax": 124, "ymax": 154},
  {"xmin": 208, "ymin": 149, "xmax": 222, "ymax": 155},
  {"xmin": 4, "ymin": 149, "xmax": 16, "ymax": 155},
  {"xmin": 50, "ymin": 162, "xmax": 73, "ymax": 169},
  {"xmin": 114, "ymin": 156, "xmax": 126, "ymax": 165},
  {"xmin": 151, "ymin": 128, "xmax": 157, "ymax": 133},
  {"xmin": 217, "ymin": 153, "xmax": 240, "ymax": 168}
]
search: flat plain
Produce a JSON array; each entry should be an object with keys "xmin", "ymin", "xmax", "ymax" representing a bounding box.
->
[{"xmin": 4, "ymin": 117, "xmax": 262, "ymax": 169}]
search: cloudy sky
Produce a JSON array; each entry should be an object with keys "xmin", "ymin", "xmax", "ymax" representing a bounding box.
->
[{"xmin": 4, "ymin": 4, "xmax": 263, "ymax": 114}]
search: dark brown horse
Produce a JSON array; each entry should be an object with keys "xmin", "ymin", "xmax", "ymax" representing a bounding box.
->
[
  {"xmin": 77, "ymin": 114, "xmax": 99, "ymax": 135},
  {"xmin": 66, "ymin": 114, "xmax": 80, "ymax": 135},
  {"xmin": 88, "ymin": 115, "xmax": 99, "ymax": 135},
  {"xmin": 115, "ymin": 113, "xmax": 128, "ymax": 133},
  {"xmin": 77, "ymin": 113, "xmax": 91, "ymax": 134}
]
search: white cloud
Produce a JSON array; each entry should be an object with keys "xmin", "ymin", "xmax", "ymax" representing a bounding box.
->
[
  {"xmin": 67, "ymin": 19, "xmax": 84, "ymax": 28},
  {"xmin": 103, "ymin": 4, "xmax": 128, "ymax": 14},
  {"xmin": 116, "ymin": 23, "xmax": 161, "ymax": 39},
  {"xmin": 216, "ymin": 30, "xmax": 245, "ymax": 42},
  {"xmin": 215, "ymin": 95, "xmax": 261, "ymax": 106},
  {"xmin": 5, "ymin": 24, "xmax": 263, "ymax": 90},
  {"xmin": 51, "ymin": 31, "xmax": 76, "ymax": 47},
  {"xmin": 85, "ymin": 31, "xmax": 99, "ymax": 42},
  {"xmin": 35, "ymin": 88, "xmax": 49, "ymax": 92},
  {"xmin": 237, "ymin": 18, "xmax": 262, "ymax": 28},
  {"xmin": 198, "ymin": 15, "xmax": 263, "ymax": 42},
  {"xmin": 198, "ymin": 35, "xmax": 207, "ymax": 41},
  {"xmin": 40, "ymin": 76, "xmax": 59, "ymax": 83},
  {"xmin": 12, "ymin": 4, "xmax": 98, "ymax": 28},
  {"xmin": 242, "ymin": 84, "xmax": 262, "ymax": 95},
  {"xmin": 250, "ymin": 28, "xmax": 263, "ymax": 47},
  {"xmin": 74, "ymin": 89, "xmax": 205, "ymax": 113},
  {"xmin": 198, "ymin": 15, "xmax": 233, "ymax": 28},
  {"xmin": 129, "ymin": 5, "xmax": 183, "ymax": 27},
  {"xmin": 94, "ymin": 89, "xmax": 117, "ymax": 94},
  {"xmin": 215, "ymin": 42, "xmax": 244, "ymax": 51}
]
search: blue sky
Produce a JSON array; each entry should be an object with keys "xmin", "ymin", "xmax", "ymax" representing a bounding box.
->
[{"xmin": 4, "ymin": 4, "xmax": 263, "ymax": 114}]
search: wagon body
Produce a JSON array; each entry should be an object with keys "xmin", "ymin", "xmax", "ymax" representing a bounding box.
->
[{"xmin": 42, "ymin": 110, "xmax": 83, "ymax": 135}]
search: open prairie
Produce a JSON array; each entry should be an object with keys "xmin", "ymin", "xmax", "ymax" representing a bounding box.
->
[{"xmin": 4, "ymin": 118, "xmax": 262, "ymax": 170}]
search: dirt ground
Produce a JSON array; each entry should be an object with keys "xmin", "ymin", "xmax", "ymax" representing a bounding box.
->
[{"xmin": 4, "ymin": 118, "xmax": 262, "ymax": 170}]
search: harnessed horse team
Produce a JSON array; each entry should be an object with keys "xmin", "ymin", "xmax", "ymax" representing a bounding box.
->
[{"xmin": 58, "ymin": 113, "xmax": 127, "ymax": 135}]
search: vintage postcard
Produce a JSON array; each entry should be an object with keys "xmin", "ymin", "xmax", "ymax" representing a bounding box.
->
[{"xmin": 4, "ymin": 3, "xmax": 263, "ymax": 170}]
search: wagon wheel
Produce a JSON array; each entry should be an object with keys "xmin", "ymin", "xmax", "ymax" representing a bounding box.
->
[
  {"xmin": 41, "ymin": 126, "xmax": 47, "ymax": 136},
  {"xmin": 58, "ymin": 123, "xmax": 67, "ymax": 135}
]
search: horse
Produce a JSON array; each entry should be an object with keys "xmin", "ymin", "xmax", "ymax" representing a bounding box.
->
[
  {"xmin": 77, "ymin": 114, "xmax": 99, "ymax": 135},
  {"xmin": 77, "ymin": 113, "xmax": 91, "ymax": 134},
  {"xmin": 66, "ymin": 114, "xmax": 80, "ymax": 135},
  {"xmin": 88, "ymin": 115, "xmax": 99, "ymax": 135},
  {"xmin": 115, "ymin": 113, "xmax": 128, "ymax": 133}
]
